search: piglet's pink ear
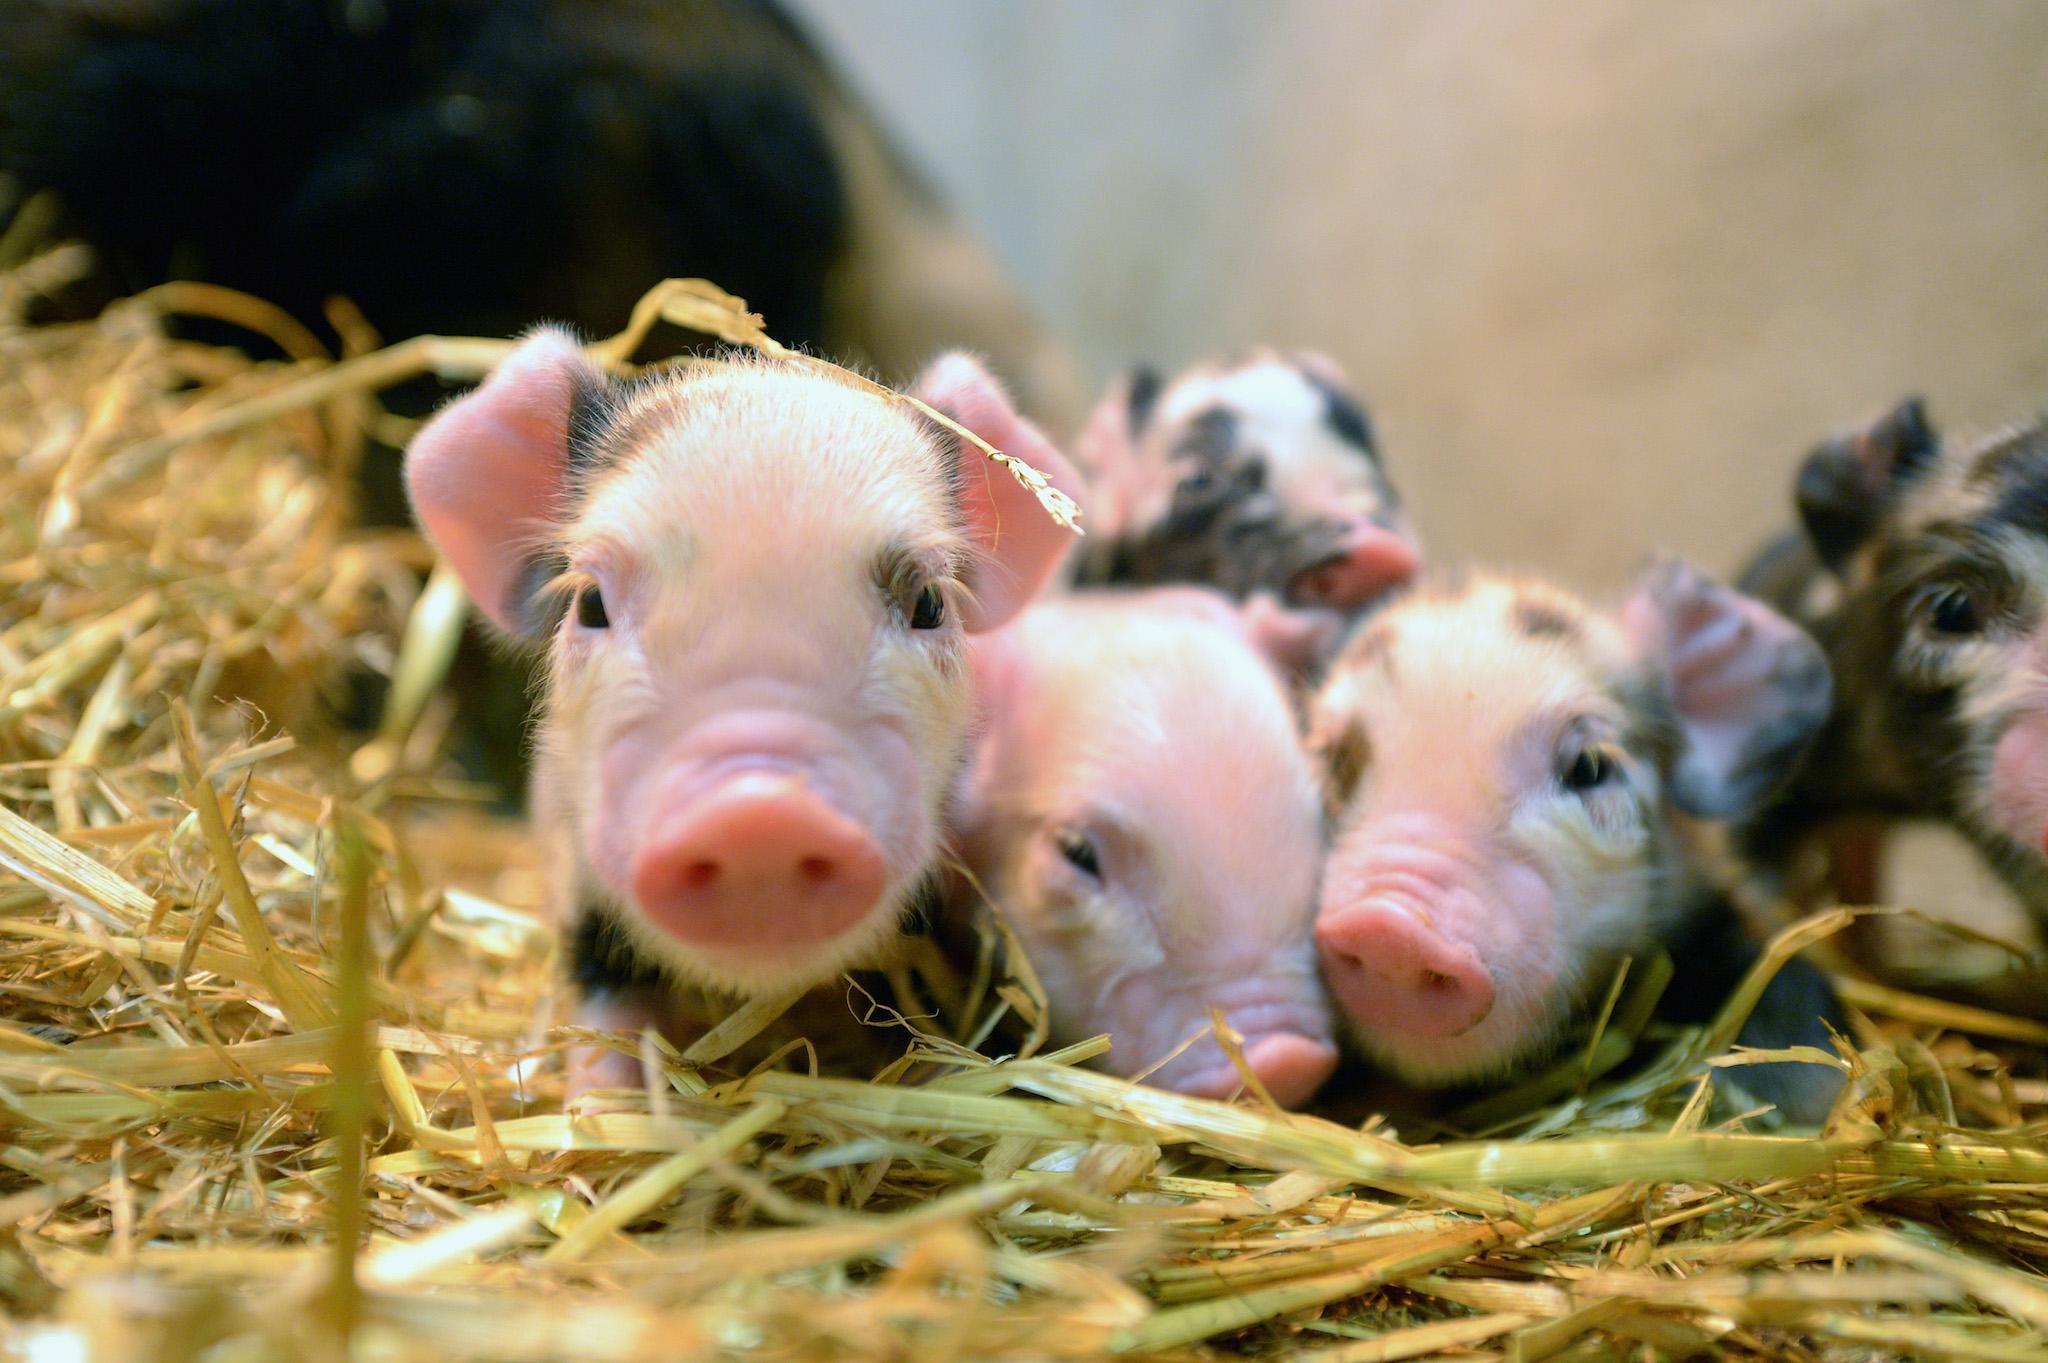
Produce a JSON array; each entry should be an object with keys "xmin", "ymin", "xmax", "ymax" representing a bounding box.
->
[
  {"xmin": 1068, "ymin": 367, "xmax": 1156, "ymax": 538},
  {"xmin": 1620, "ymin": 559, "xmax": 1833, "ymax": 820},
  {"xmin": 1238, "ymin": 591, "xmax": 1347, "ymax": 680},
  {"xmin": 914, "ymin": 352, "xmax": 1084, "ymax": 633},
  {"xmin": 404, "ymin": 328, "xmax": 598, "ymax": 634},
  {"xmin": 1131, "ymin": 585, "xmax": 1342, "ymax": 683}
]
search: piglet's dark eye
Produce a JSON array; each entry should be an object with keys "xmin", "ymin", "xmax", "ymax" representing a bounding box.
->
[
  {"xmin": 911, "ymin": 584, "xmax": 945, "ymax": 630},
  {"xmin": 576, "ymin": 584, "xmax": 609, "ymax": 629},
  {"xmin": 1562, "ymin": 747, "xmax": 1614, "ymax": 793},
  {"xmin": 1925, "ymin": 586, "xmax": 1983, "ymax": 636},
  {"xmin": 1058, "ymin": 832, "xmax": 1102, "ymax": 879}
]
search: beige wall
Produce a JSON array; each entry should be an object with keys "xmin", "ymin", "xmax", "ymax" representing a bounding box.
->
[{"xmin": 796, "ymin": 0, "xmax": 2048, "ymax": 593}]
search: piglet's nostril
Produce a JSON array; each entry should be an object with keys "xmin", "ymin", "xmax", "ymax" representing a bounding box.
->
[
  {"xmin": 629, "ymin": 773, "xmax": 888, "ymax": 955},
  {"xmin": 1318, "ymin": 902, "xmax": 1495, "ymax": 1039}
]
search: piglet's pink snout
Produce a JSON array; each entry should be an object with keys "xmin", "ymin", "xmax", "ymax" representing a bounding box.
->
[
  {"xmin": 1991, "ymin": 707, "xmax": 2048, "ymax": 854},
  {"xmin": 629, "ymin": 773, "xmax": 887, "ymax": 952},
  {"xmin": 1291, "ymin": 523, "xmax": 1420, "ymax": 609},
  {"xmin": 1175, "ymin": 1034, "xmax": 1340, "ymax": 1108},
  {"xmin": 1250, "ymin": 1035, "xmax": 1341, "ymax": 1107},
  {"xmin": 1318, "ymin": 900, "xmax": 1495, "ymax": 1039}
]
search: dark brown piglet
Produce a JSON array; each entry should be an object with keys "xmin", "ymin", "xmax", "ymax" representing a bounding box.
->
[{"xmin": 1741, "ymin": 400, "xmax": 2048, "ymax": 947}]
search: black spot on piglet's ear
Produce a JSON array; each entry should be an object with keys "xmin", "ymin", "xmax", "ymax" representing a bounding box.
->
[{"xmin": 1796, "ymin": 396, "xmax": 1936, "ymax": 571}]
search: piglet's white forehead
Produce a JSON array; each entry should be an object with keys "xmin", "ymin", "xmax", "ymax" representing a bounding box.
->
[
  {"xmin": 1326, "ymin": 577, "xmax": 1643, "ymax": 749},
  {"xmin": 1155, "ymin": 352, "xmax": 1327, "ymax": 437},
  {"xmin": 1007, "ymin": 599, "xmax": 1320, "ymax": 874},
  {"xmin": 565, "ymin": 360, "xmax": 963, "ymax": 573},
  {"xmin": 1015, "ymin": 600, "xmax": 1308, "ymax": 775}
]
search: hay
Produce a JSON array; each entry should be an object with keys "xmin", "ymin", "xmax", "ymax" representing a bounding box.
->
[{"xmin": 1, "ymin": 251, "xmax": 2045, "ymax": 1363}]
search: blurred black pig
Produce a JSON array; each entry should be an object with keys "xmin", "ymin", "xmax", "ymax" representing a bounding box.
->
[{"xmin": 1, "ymin": 0, "xmax": 1083, "ymax": 795}]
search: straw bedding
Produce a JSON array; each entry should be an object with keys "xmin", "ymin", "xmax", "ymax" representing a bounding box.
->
[{"xmin": 1, "ymin": 248, "xmax": 2045, "ymax": 1363}]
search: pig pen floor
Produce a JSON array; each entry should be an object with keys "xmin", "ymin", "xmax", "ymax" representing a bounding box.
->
[{"xmin": 4, "ymin": 261, "xmax": 2048, "ymax": 1363}]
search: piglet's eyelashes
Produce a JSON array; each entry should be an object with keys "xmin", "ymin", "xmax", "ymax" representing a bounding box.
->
[
  {"xmin": 887, "ymin": 576, "xmax": 953, "ymax": 631},
  {"xmin": 1559, "ymin": 745, "xmax": 1617, "ymax": 792},
  {"xmin": 877, "ymin": 549, "xmax": 962, "ymax": 632},
  {"xmin": 1911, "ymin": 580, "xmax": 1997, "ymax": 639},
  {"xmin": 1056, "ymin": 829, "xmax": 1104, "ymax": 880},
  {"xmin": 576, "ymin": 582, "xmax": 609, "ymax": 629},
  {"xmin": 910, "ymin": 583, "xmax": 946, "ymax": 630},
  {"xmin": 1899, "ymin": 569, "xmax": 2021, "ymax": 680},
  {"xmin": 527, "ymin": 567, "xmax": 612, "ymax": 635}
]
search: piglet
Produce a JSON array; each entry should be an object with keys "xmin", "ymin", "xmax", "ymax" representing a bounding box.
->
[
  {"xmin": 951, "ymin": 589, "xmax": 1338, "ymax": 1106},
  {"xmin": 404, "ymin": 332, "xmax": 1080, "ymax": 1086},
  {"xmin": 1310, "ymin": 564, "xmax": 1847, "ymax": 1122},
  {"xmin": 1069, "ymin": 350, "xmax": 1419, "ymax": 617},
  {"xmin": 1742, "ymin": 401, "xmax": 2048, "ymax": 933}
]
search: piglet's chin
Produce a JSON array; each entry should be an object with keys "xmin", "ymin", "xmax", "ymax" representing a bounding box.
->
[{"xmin": 1989, "ymin": 709, "xmax": 2048, "ymax": 857}]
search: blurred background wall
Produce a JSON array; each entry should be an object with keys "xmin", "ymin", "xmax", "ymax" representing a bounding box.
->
[{"xmin": 796, "ymin": 0, "xmax": 2048, "ymax": 592}]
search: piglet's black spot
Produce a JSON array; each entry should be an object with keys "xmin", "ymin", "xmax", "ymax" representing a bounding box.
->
[
  {"xmin": 1318, "ymin": 720, "xmax": 1373, "ymax": 814},
  {"xmin": 1988, "ymin": 444, "xmax": 2048, "ymax": 537},
  {"xmin": 565, "ymin": 367, "xmax": 622, "ymax": 478},
  {"xmin": 1515, "ymin": 600, "xmax": 1579, "ymax": 640},
  {"xmin": 509, "ymin": 551, "xmax": 571, "ymax": 638},
  {"xmin": 570, "ymin": 905, "xmax": 671, "ymax": 995},
  {"xmin": 1176, "ymin": 405, "xmax": 1240, "ymax": 464},
  {"xmin": 1125, "ymin": 365, "xmax": 1163, "ymax": 435},
  {"xmin": 1301, "ymin": 369, "xmax": 1377, "ymax": 457}
]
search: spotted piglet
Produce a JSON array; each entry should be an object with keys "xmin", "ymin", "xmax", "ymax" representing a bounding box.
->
[
  {"xmin": 404, "ymin": 332, "xmax": 1080, "ymax": 1089},
  {"xmin": 950, "ymin": 589, "xmax": 1338, "ymax": 1106},
  {"xmin": 1310, "ymin": 564, "xmax": 1847, "ymax": 1122},
  {"xmin": 1742, "ymin": 403, "xmax": 2048, "ymax": 930},
  {"xmin": 1069, "ymin": 351, "xmax": 1419, "ymax": 624}
]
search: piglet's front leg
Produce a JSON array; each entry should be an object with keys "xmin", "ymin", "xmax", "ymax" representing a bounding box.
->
[{"xmin": 565, "ymin": 990, "xmax": 681, "ymax": 1100}]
